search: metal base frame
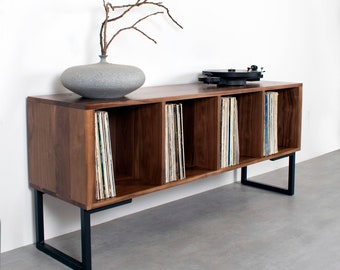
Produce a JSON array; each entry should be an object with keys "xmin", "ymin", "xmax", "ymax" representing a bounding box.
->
[
  {"xmin": 34, "ymin": 153, "xmax": 295, "ymax": 268},
  {"xmin": 34, "ymin": 190, "xmax": 132, "ymax": 270},
  {"xmin": 241, "ymin": 152, "xmax": 296, "ymax": 196}
]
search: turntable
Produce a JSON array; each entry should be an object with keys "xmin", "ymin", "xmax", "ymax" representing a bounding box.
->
[{"xmin": 199, "ymin": 65, "xmax": 264, "ymax": 86}]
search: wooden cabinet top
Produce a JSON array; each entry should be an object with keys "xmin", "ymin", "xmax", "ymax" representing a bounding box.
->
[{"xmin": 27, "ymin": 81, "xmax": 302, "ymax": 110}]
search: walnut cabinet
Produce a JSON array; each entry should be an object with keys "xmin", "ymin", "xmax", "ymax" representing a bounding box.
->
[{"xmin": 27, "ymin": 81, "xmax": 302, "ymax": 269}]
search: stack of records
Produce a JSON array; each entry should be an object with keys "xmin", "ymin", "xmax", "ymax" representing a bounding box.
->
[
  {"xmin": 165, "ymin": 103, "xmax": 186, "ymax": 182},
  {"xmin": 220, "ymin": 97, "xmax": 239, "ymax": 167},
  {"xmin": 94, "ymin": 111, "xmax": 116, "ymax": 200},
  {"xmin": 263, "ymin": 92, "xmax": 279, "ymax": 156}
]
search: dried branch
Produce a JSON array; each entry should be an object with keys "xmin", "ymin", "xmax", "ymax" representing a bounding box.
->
[
  {"xmin": 106, "ymin": 12, "xmax": 163, "ymax": 50},
  {"xmin": 100, "ymin": 0, "xmax": 183, "ymax": 56}
]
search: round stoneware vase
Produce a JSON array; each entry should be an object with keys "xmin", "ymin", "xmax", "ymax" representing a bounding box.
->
[{"xmin": 60, "ymin": 55, "xmax": 145, "ymax": 99}]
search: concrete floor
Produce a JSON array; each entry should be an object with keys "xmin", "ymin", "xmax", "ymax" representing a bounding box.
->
[{"xmin": 2, "ymin": 150, "xmax": 340, "ymax": 270}]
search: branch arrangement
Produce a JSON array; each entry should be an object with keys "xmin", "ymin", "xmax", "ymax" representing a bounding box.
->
[{"xmin": 100, "ymin": 0, "xmax": 183, "ymax": 56}]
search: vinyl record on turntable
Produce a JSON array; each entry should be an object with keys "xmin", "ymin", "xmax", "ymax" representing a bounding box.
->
[{"xmin": 199, "ymin": 65, "xmax": 264, "ymax": 86}]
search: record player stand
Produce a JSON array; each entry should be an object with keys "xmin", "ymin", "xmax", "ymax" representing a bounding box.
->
[{"xmin": 27, "ymin": 81, "xmax": 302, "ymax": 269}]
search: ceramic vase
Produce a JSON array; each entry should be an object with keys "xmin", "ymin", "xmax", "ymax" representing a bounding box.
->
[{"xmin": 60, "ymin": 55, "xmax": 145, "ymax": 99}]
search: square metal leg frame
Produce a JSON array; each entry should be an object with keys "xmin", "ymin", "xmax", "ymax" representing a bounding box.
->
[
  {"xmin": 241, "ymin": 152, "xmax": 296, "ymax": 196},
  {"xmin": 34, "ymin": 153, "xmax": 295, "ymax": 268},
  {"xmin": 34, "ymin": 190, "xmax": 132, "ymax": 270}
]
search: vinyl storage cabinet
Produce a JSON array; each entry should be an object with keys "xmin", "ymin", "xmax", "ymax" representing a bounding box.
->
[{"xmin": 27, "ymin": 81, "xmax": 302, "ymax": 269}]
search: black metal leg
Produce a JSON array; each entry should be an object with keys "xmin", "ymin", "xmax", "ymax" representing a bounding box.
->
[
  {"xmin": 81, "ymin": 209, "xmax": 92, "ymax": 270},
  {"xmin": 35, "ymin": 190, "xmax": 44, "ymax": 245},
  {"xmin": 287, "ymin": 153, "xmax": 295, "ymax": 195},
  {"xmin": 34, "ymin": 190, "xmax": 83, "ymax": 269},
  {"xmin": 241, "ymin": 166, "xmax": 247, "ymax": 184},
  {"xmin": 241, "ymin": 152, "xmax": 296, "ymax": 196},
  {"xmin": 33, "ymin": 191, "xmax": 132, "ymax": 269}
]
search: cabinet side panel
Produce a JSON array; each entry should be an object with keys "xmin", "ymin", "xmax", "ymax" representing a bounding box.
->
[
  {"xmin": 238, "ymin": 92, "xmax": 264, "ymax": 158},
  {"xmin": 68, "ymin": 109, "xmax": 95, "ymax": 208},
  {"xmin": 27, "ymin": 100, "xmax": 57, "ymax": 193},
  {"xmin": 54, "ymin": 106, "xmax": 71, "ymax": 200},
  {"xmin": 134, "ymin": 103, "xmax": 163, "ymax": 185},
  {"xmin": 53, "ymin": 106, "xmax": 90, "ymax": 208},
  {"xmin": 109, "ymin": 107, "xmax": 135, "ymax": 181},
  {"xmin": 27, "ymin": 99, "xmax": 90, "ymax": 208},
  {"xmin": 278, "ymin": 87, "xmax": 302, "ymax": 149},
  {"xmin": 183, "ymin": 98, "xmax": 219, "ymax": 170}
]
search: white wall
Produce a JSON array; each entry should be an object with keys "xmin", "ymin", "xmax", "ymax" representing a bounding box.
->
[{"xmin": 1, "ymin": 0, "xmax": 340, "ymax": 253}]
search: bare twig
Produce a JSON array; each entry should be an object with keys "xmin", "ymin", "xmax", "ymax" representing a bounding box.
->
[
  {"xmin": 100, "ymin": 0, "xmax": 183, "ymax": 55},
  {"xmin": 106, "ymin": 12, "xmax": 164, "ymax": 50}
]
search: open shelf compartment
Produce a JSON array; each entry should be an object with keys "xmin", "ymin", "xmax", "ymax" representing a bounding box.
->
[
  {"xmin": 181, "ymin": 97, "xmax": 220, "ymax": 178},
  {"xmin": 100, "ymin": 103, "xmax": 164, "ymax": 200},
  {"xmin": 221, "ymin": 91, "xmax": 265, "ymax": 167}
]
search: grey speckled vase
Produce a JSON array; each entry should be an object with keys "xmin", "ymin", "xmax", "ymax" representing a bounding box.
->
[{"xmin": 60, "ymin": 55, "xmax": 145, "ymax": 99}]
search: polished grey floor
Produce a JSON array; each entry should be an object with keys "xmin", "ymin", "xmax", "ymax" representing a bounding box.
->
[{"xmin": 2, "ymin": 150, "xmax": 340, "ymax": 270}]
